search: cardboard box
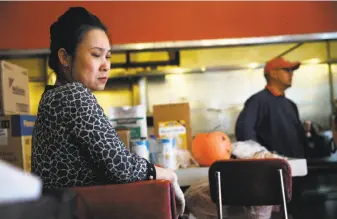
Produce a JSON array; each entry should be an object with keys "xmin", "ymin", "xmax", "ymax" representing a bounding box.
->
[
  {"xmin": 0, "ymin": 61, "xmax": 30, "ymax": 115},
  {"xmin": 116, "ymin": 129, "xmax": 131, "ymax": 150},
  {"xmin": 153, "ymin": 103, "xmax": 192, "ymax": 151},
  {"xmin": 0, "ymin": 115, "xmax": 36, "ymax": 172}
]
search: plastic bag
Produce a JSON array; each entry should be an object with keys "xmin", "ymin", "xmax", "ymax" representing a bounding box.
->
[
  {"xmin": 184, "ymin": 178, "xmax": 230, "ymax": 219},
  {"xmin": 243, "ymin": 206, "xmax": 273, "ymax": 219},
  {"xmin": 232, "ymin": 140, "xmax": 287, "ymax": 160},
  {"xmin": 185, "ymin": 178, "xmax": 275, "ymax": 219},
  {"xmin": 175, "ymin": 148, "xmax": 199, "ymax": 169}
]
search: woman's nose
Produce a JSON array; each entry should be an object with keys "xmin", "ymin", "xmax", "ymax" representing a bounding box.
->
[{"xmin": 101, "ymin": 60, "xmax": 111, "ymax": 72}]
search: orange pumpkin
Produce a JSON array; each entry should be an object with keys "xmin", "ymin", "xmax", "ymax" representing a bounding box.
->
[{"xmin": 192, "ymin": 131, "xmax": 232, "ymax": 166}]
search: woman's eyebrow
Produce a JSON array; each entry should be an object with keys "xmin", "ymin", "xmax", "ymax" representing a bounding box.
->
[{"xmin": 90, "ymin": 47, "xmax": 112, "ymax": 53}]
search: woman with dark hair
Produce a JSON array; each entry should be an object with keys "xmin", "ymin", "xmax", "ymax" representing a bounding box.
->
[{"xmin": 31, "ymin": 7, "xmax": 185, "ymax": 215}]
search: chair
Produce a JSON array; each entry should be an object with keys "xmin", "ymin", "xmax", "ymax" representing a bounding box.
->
[
  {"xmin": 209, "ymin": 158, "xmax": 292, "ymax": 219},
  {"xmin": 73, "ymin": 180, "xmax": 178, "ymax": 219}
]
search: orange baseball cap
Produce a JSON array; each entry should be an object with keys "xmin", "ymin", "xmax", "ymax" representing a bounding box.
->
[{"xmin": 264, "ymin": 57, "xmax": 300, "ymax": 74}]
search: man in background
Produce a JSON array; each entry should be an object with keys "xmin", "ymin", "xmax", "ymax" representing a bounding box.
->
[
  {"xmin": 235, "ymin": 57, "xmax": 308, "ymax": 218},
  {"xmin": 235, "ymin": 57, "xmax": 307, "ymax": 158}
]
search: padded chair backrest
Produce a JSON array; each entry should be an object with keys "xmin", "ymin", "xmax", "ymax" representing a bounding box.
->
[
  {"xmin": 72, "ymin": 180, "xmax": 176, "ymax": 219},
  {"xmin": 209, "ymin": 158, "xmax": 292, "ymax": 206}
]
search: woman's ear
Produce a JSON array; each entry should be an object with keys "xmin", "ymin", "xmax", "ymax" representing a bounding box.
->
[{"xmin": 57, "ymin": 48, "xmax": 71, "ymax": 68}]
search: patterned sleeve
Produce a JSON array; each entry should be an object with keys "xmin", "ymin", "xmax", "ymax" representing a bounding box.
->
[{"xmin": 64, "ymin": 83, "xmax": 153, "ymax": 184}]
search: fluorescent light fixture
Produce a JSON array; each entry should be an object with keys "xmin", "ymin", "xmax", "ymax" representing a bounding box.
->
[
  {"xmin": 168, "ymin": 67, "xmax": 186, "ymax": 74},
  {"xmin": 303, "ymin": 58, "xmax": 321, "ymax": 64},
  {"xmin": 248, "ymin": 62, "xmax": 260, "ymax": 69}
]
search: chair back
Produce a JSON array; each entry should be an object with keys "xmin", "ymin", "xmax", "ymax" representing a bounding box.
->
[{"xmin": 209, "ymin": 158, "xmax": 292, "ymax": 206}]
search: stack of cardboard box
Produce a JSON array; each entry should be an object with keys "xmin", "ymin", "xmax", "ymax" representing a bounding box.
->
[
  {"xmin": 153, "ymin": 103, "xmax": 191, "ymax": 151},
  {"xmin": 0, "ymin": 60, "xmax": 36, "ymax": 172}
]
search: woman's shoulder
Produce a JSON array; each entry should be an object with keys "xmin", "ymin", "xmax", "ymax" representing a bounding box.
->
[
  {"xmin": 39, "ymin": 82, "xmax": 96, "ymax": 112},
  {"xmin": 65, "ymin": 81, "xmax": 90, "ymax": 92},
  {"xmin": 44, "ymin": 82, "xmax": 93, "ymax": 99},
  {"xmin": 56, "ymin": 81, "xmax": 90, "ymax": 94}
]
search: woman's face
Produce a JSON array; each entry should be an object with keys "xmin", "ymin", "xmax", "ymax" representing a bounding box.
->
[{"xmin": 71, "ymin": 28, "xmax": 111, "ymax": 91}]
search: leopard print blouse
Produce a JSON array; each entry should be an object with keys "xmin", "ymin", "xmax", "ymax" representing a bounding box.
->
[{"xmin": 31, "ymin": 82, "xmax": 153, "ymax": 188}]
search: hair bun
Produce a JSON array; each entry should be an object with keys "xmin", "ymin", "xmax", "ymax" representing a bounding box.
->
[{"xmin": 50, "ymin": 7, "xmax": 104, "ymax": 39}]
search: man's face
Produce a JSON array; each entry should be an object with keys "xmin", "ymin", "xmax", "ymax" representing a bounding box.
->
[{"xmin": 270, "ymin": 68, "xmax": 294, "ymax": 88}]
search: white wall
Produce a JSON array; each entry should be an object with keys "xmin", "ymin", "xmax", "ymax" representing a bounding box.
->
[{"xmin": 147, "ymin": 64, "xmax": 332, "ymax": 136}]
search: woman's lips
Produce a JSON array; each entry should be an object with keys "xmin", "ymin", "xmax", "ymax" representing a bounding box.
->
[{"xmin": 98, "ymin": 77, "xmax": 108, "ymax": 83}]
